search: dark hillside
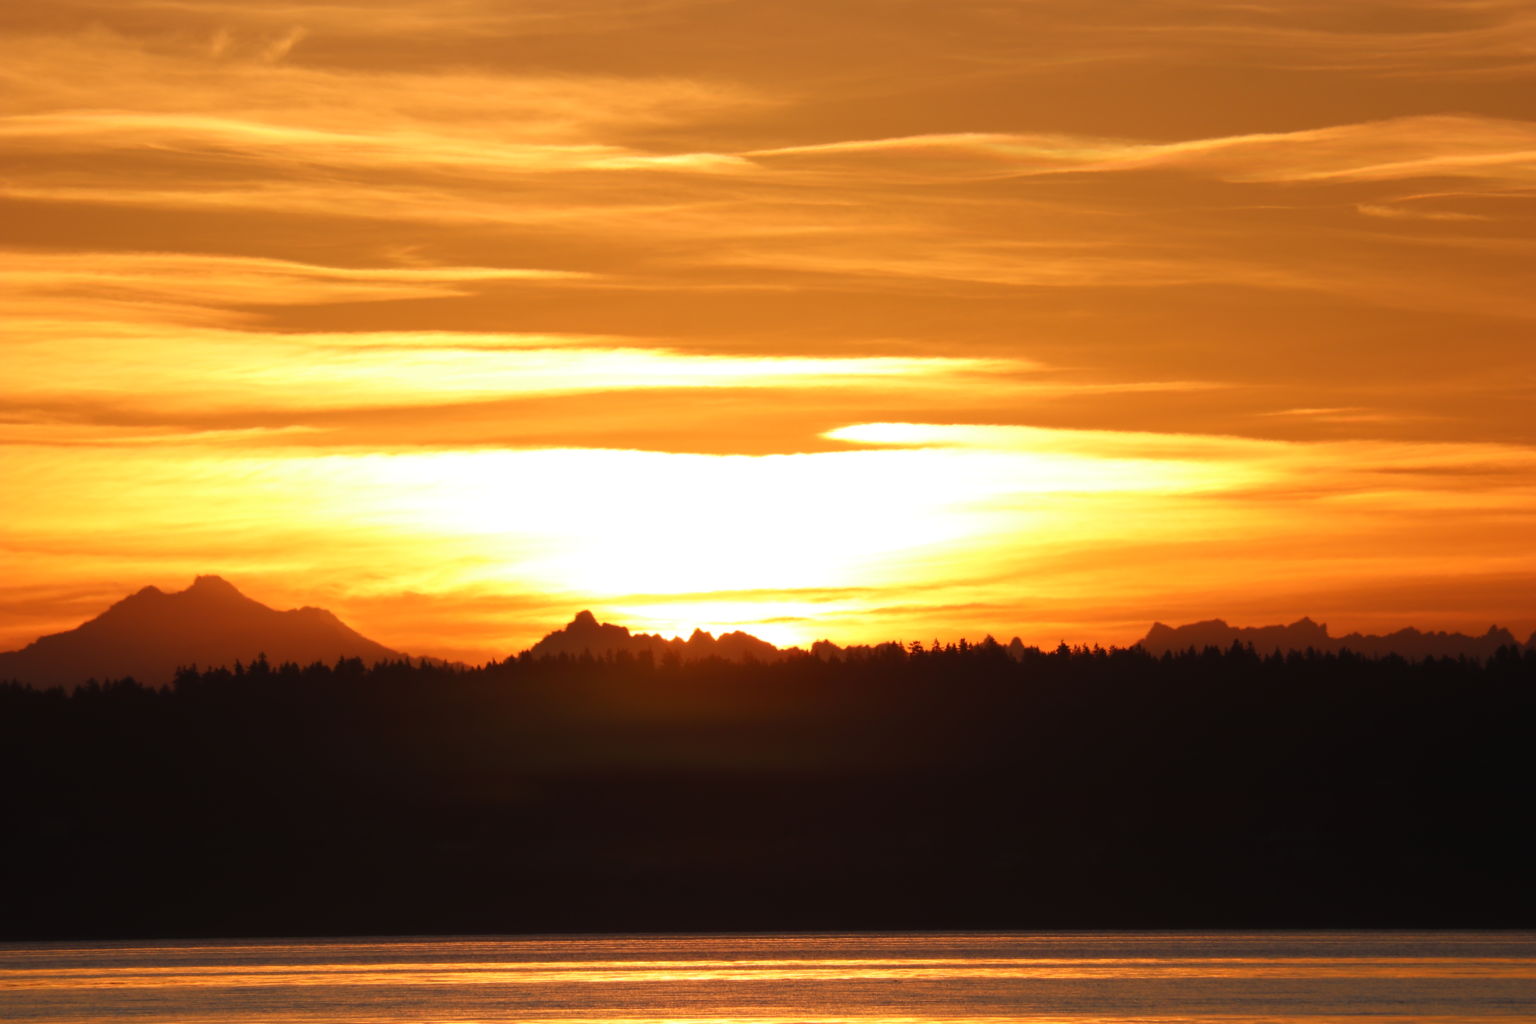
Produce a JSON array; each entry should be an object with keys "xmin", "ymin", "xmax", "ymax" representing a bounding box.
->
[{"xmin": 2, "ymin": 642, "xmax": 1531, "ymax": 938}]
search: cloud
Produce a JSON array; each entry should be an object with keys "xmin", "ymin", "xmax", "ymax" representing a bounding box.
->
[
  {"xmin": 0, "ymin": 246, "xmax": 1228, "ymax": 458},
  {"xmin": 73, "ymin": 0, "xmax": 717, "ymax": 47},
  {"xmin": 700, "ymin": 238, "xmax": 1317, "ymax": 292},
  {"xmin": 1261, "ymin": 406, "xmax": 1418, "ymax": 424},
  {"xmin": 0, "ymin": 112, "xmax": 758, "ymax": 178},
  {"xmin": 0, "ymin": 28, "xmax": 761, "ymax": 144},
  {"xmin": 823, "ymin": 421, "xmax": 1536, "ymax": 501},
  {"xmin": 2, "ymin": 252, "xmax": 1037, "ymax": 430},
  {"xmin": 4, "ymin": 326, "xmax": 1018, "ymax": 416},
  {"xmin": 0, "ymin": 251, "xmax": 591, "ymax": 313},
  {"xmin": 749, "ymin": 116, "xmax": 1536, "ymax": 188},
  {"xmin": 1356, "ymin": 203, "xmax": 1493, "ymax": 222},
  {"xmin": 258, "ymin": 25, "xmax": 305, "ymax": 63},
  {"xmin": 37, "ymin": 0, "xmax": 1536, "ymax": 85},
  {"xmin": 1110, "ymin": 1, "xmax": 1536, "ymax": 79},
  {"xmin": 4, "ymin": 0, "xmax": 1535, "ymax": 656}
]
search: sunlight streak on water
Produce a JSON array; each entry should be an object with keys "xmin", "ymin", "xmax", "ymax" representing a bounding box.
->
[
  {"xmin": 2, "ymin": 933, "xmax": 1532, "ymax": 1024},
  {"xmin": 6, "ymin": 956, "xmax": 1536, "ymax": 989}
]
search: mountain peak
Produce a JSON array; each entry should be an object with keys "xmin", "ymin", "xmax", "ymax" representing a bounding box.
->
[
  {"xmin": 525, "ymin": 612, "xmax": 783, "ymax": 663},
  {"xmin": 188, "ymin": 574, "xmax": 242, "ymax": 595},
  {"xmin": 0, "ymin": 578, "xmax": 397, "ymax": 688}
]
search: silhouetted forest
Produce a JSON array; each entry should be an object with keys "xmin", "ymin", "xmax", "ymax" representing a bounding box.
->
[{"xmin": 3, "ymin": 641, "xmax": 1532, "ymax": 939}]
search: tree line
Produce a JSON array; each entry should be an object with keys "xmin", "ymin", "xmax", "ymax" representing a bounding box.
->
[{"xmin": 3, "ymin": 641, "xmax": 1532, "ymax": 938}]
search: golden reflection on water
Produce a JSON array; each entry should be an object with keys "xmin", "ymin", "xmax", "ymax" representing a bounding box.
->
[
  {"xmin": 4, "ymin": 955, "xmax": 1534, "ymax": 991},
  {"xmin": 4, "ymin": 935, "xmax": 1534, "ymax": 1024}
]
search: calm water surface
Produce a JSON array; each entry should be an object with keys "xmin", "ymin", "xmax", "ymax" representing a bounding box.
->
[{"xmin": 2, "ymin": 932, "xmax": 1532, "ymax": 1023}]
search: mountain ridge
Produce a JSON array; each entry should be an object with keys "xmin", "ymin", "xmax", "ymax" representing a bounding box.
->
[
  {"xmin": 525, "ymin": 609, "xmax": 784, "ymax": 663},
  {"xmin": 1136, "ymin": 616, "xmax": 1525, "ymax": 660},
  {"xmin": 0, "ymin": 576, "xmax": 399, "ymax": 689},
  {"xmin": 4, "ymin": 578, "xmax": 1532, "ymax": 689}
]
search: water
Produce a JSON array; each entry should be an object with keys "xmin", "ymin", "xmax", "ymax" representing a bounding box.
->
[{"xmin": 1, "ymin": 933, "xmax": 1531, "ymax": 1023}]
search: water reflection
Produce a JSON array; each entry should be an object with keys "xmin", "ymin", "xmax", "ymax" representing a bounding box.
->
[
  {"xmin": 5, "ymin": 956, "xmax": 1536, "ymax": 990},
  {"xmin": 2, "ymin": 933, "xmax": 1533, "ymax": 1024}
]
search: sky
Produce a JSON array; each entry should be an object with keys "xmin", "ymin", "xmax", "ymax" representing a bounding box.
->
[{"xmin": 4, "ymin": 0, "xmax": 1535, "ymax": 659}]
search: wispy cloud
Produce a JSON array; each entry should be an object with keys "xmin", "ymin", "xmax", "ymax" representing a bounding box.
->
[
  {"xmin": 5, "ymin": 327, "xmax": 1018, "ymax": 416},
  {"xmin": 0, "ymin": 28, "xmax": 761, "ymax": 143},
  {"xmin": 1356, "ymin": 203, "xmax": 1493, "ymax": 222},
  {"xmin": 5, "ymin": 0, "xmax": 1535, "ymax": 655},
  {"xmin": 0, "ymin": 251, "xmax": 591, "ymax": 311},
  {"xmin": 1261, "ymin": 406, "xmax": 1418, "ymax": 425},
  {"xmin": 749, "ymin": 116, "xmax": 1536, "ymax": 187},
  {"xmin": 1112, "ymin": 1, "xmax": 1536, "ymax": 79},
  {"xmin": 0, "ymin": 112, "xmax": 757, "ymax": 177}
]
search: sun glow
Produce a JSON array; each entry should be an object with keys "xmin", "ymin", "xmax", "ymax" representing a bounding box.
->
[
  {"xmin": 8, "ymin": 399, "xmax": 1536, "ymax": 655},
  {"xmin": 232, "ymin": 433, "xmax": 1263, "ymax": 604},
  {"xmin": 6, "ymin": 0, "xmax": 1536, "ymax": 657}
]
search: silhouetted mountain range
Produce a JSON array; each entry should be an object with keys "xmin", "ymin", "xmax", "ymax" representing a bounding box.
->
[
  {"xmin": 4, "ymin": 578, "xmax": 1534, "ymax": 692},
  {"xmin": 534, "ymin": 611, "xmax": 1535, "ymax": 665},
  {"xmin": 0, "ymin": 576, "xmax": 397, "ymax": 689},
  {"xmin": 1138, "ymin": 616, "xmax": 1529, "ymax": 660},
  {"xmin": 527, "ymin": 610, "xmax": 784, "ymax": 663}
]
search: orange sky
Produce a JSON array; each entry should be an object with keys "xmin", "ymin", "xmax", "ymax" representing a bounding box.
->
[{"xmin": 4, "ymin": 0, "xmax": 1535, "ymax": 659}]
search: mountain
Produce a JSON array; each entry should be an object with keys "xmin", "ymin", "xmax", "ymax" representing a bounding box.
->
[
  {"xmin": 1137, "ymin": 617, "xmax": 1522, "ymax": 660},
  {"xmin": 0, "ymin": 576, "xmax": 398, "ymax": 689},
  {"xmin": 527, "ymin": 610, "xmax": 783, "ymax": 663}
]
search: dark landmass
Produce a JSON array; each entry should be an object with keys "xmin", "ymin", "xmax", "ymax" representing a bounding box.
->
[
  {"xmin": 4, "ymin": 580, "xmax": 1529, "ymax": 695},
  {"xmin": 2, "ymin": 640, "xmax": 1531, "ymax": 939},
  {"xmin": 1138, "ymin": 616, "xmax": 1526, "ymax": 660},
  {"xmin": 530, "ymin": 610, "xmax": 783, "ymax": 663},
  {"xmin": 0, "ymin": 576, "xmax": 398, "ymax": 690},
  {"xmin": 534, "ymin": 609, "xmax": 1536, "ymax": 666}
]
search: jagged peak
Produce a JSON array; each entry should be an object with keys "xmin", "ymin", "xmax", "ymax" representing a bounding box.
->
[{"xmin": 570, "ymin": 609, "xmax": 600, "ymax": 629}]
